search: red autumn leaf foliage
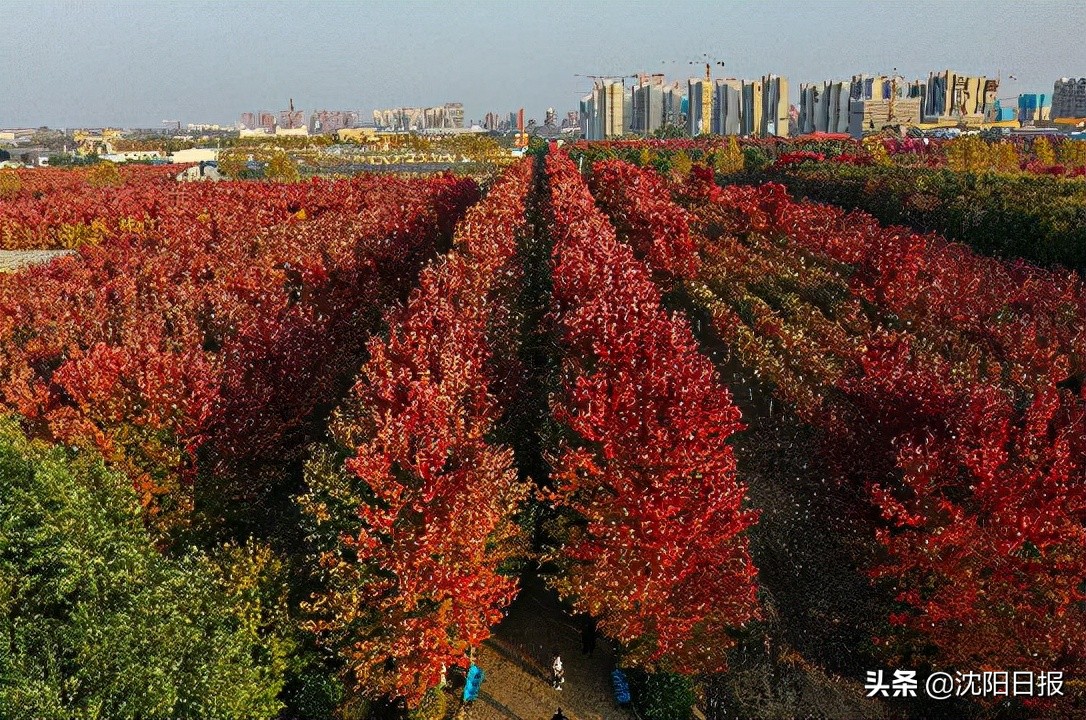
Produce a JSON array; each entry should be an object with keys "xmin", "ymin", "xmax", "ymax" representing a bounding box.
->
[
  {"xmin": 543, "ymin": 152, "xmax": 759, "ymax": 674},
  {"xmin": 680, "ymin": 177, "xmax": 1086, "ymax": 699},
  {"xmin": 300, "ymin": 161, "xmax": 535, "ymax": 707},
  {"xmin": 0, "ymin": 173, "xmax": 478, "ymax": 530},
  {"xmin": 587, "ymin": 159, "xmax": 699, "ymax": 281}
]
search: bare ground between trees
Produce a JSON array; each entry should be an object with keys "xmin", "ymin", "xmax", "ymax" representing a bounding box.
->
[
  {"xmin": 0, "ymin": 249, "xmax": 74, "ymax": 272},
  {"xmin": 454, "ymin": 574, "xmax": 632, "ymax": 720}
]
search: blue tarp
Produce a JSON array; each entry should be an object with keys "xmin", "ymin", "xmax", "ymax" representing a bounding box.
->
[
  {"xmin": 463, "ymin": 664, "xmax": 484, "ymax": 702},
  {"xmin": 611, "ymin": 668, "xmax": 631, "ymax": 705}
]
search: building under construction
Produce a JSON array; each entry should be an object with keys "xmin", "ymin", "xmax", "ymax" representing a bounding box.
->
[
  {"xmin": 372, "ymin": 103, "xmax": 464, "ymax": 131},
  {"xmin": 1052, "ymin": 78, "xmax": 1086, "ymax": 120}
]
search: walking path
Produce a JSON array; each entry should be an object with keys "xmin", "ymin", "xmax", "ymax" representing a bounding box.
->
[
  {"xmin": 458, "ymin": 574, "xmax": 633, "ymax": 720},
  {"xmin": 0, "ymin": 249, "xmax": 74, "ymax": 273}
]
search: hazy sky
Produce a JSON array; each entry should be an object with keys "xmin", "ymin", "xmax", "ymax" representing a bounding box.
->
[{"xmin": 2, "ymin": 0, "xmax": 1084, "ymax": 128}]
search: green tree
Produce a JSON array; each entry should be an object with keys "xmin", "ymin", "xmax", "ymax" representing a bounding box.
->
[
  {"xmin": 217, "ymin": 147, "xmax": 250, "ymax": 179},
  {"xmin": 0, "ymin": 416, "xmax": 288, "ymax": 720},
  {"xmin": 652, "ymin": 123, "xmax": 685, "ymax": 139},
  {"xmin": 265, "ymin": 148, "xmax": 300, "ymax": 182},
  {"xmin": 628, "ymin": 670, "xmax": 697, "ymax": 720}
]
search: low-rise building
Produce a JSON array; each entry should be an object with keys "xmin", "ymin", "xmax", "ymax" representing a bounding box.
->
[
  {"xmin": 0, "ymin": 129, "xmax": 36, "ymax": 142},
  {"xmin": 169, "ymin": 148, "xmax": 219, "ymax": 164},
  {"xmin": 176, "ymin": 162, "xmax": 222, "ymax": 181},
  {"xmin": 100, "ymin": 150, "xmax": 164, "ymax": 162}
]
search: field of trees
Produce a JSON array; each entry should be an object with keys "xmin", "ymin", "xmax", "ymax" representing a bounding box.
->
[{"xmin": 0, "ymin": 140, "xmax": 1083, "ymax": 719}]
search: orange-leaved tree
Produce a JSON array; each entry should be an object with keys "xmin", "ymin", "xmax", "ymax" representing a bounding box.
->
[
  {"xmin": 299, "ymin": 160, "xmax": 535, "ymax": 707},
  {"xmin": 542, "ymin": 152, "xmax": 760, "ymax": 673}
]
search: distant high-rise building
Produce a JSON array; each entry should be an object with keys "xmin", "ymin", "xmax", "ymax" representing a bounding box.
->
[
  {"xmin": 258, "ymin": 112, "xmax": 277, "ymax": 133},
  {"xmin": 662, "ymin": 82, "xmax": 686, "ymax": 129},
  {"xmin": 372, "ymin": 107, "xmax": 423, "ymax": 130},
  {"xmin": 544, "ymin": 107, "xmax": 558, "ymax": 127},
  {"xmin": 600, "ymin": 82, "xmax": 626, "ymax": 138},
  {"xmin": 310, "ymin": 110, "xmax": 359, "ymax": 134},
  {"xmin": 799, "ymin": 81, "xmax": 849, "ymax": 134},
  {"xmin": 761, "ymin": 75, "xmax": 789, "ymax": 136},
  {"xmin": 240, "ymin": 112, "xmax": 257, "ymax": 130},
  {"xmin": 443, "ymin": 102, "xmax": 465, "ymax": 129},
  {"xmin": 562, "ymin": 111, "xmax": 580, "ymax": 129},
  {"xmin": 372, "ymin": 103, "xmax": 463, "ymax": 130},
  {"xmin": 579, "ymin": 94, "xmax": 594, "ymax": 139},
  {"xmin": 280, "ymin": 109, "xmax": 306, "ymax": 130},
  {"xmin": 712, "ymin": 79, "xmax": 743, "ymax": 135},
  {"xmin": 923, "ymin": 70, "xmax": 996, "ymax": 121},
  {"xmin": 741, "ymin": 79, "xmax": 764, "ymax": 136},
  {"xmin": 1052, "ymin": 78, "xmax": 1086, "ymax": 119},
  {"xmin": 686, "ymin": 74, "xmax": 786, "ymax": 137},
  {"xmin": 628, "ymin": 74, "xmax": 667, "ymax": 135},
  {"xmin": 580, "ymin": 81, "xmax": 628, "ymax": 140},
  {"xmin": 801, "ymin": 75, "xmax": 922, "ymax": 137},
  {"xmin": 632, "ymin": 83, "xmax": 665, "ymax": 135},
  {"xmin": 687, "ymin": 78, "xmax": 711, "ymax": 136}
]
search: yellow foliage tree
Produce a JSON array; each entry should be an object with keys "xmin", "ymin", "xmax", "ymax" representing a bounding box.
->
[
  {"xmin": 265, "ymin": 149, "xmax": 300, "ymax": 183},
  {"xmin": 713, "ymin": 137, "xmax": 745, "ymax": 174},
  {"xmin": 86, "ymin": 161, "xmax": 123, "ymax": 188},
  {"xmin": 1034, "ymin": 136, "xmax": 1056, "ymax": 166},
  {"xmin": 945, "ymin": 135, "xmax": 989, "ymax": 173},
  {"xmin": 1057, "ymin": 139, "xmax": 1086, "ymax": 169},
  {"xmin": 862, "ymin": 136, "xmax": 891, "ymax": 166},
  {"xmin": 0, "ymin": 169, "xmax": 22, "ymax": 199},
  {"xmin": 989, "ymin": 142, "xmax": 1020, "ymax": 173},
  {"xmin": 670, "ymin": 150, "xmax": 693, "ymax": 182},
  {"xmin": 216, "ymin": 148, "xmax": 249, "ymax": 180}
]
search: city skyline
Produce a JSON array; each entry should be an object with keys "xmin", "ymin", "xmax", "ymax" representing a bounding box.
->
[{"xmin": 2, "ymin": 0, "xmax": 1085, "ymax": 128}]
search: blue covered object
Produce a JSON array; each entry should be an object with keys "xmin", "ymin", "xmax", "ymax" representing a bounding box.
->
[
  {"xmin": 611, "ymin": 668, "xmax": 631, "ymax": 705},
  {"xmin": 463, "ymin": 664, "xmax": 485, "ymax": 702}
]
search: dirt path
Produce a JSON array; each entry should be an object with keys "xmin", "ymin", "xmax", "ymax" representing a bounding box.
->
[
  {"xmin": 0, "ymin": 249, "xmax": 74, "ymax": 273},
  {"xmin": 458, "ymin": 574, "xmax": 633, "ymax": 720}
]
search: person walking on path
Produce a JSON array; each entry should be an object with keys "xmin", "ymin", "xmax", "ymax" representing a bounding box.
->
[
  {"xmin": 551, "ymin": 708, "xmax": 568, "ymax": 720},
  {"xmin": 551, "ymin": 654, "xmax": 565, "ymax": 690},
  {"xmin": 580, "ymin": 615, "xmax": 597, "ymax": 657}
]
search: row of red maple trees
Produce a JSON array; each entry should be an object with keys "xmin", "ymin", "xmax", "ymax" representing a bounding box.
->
[
  {"xmin": 0, "ymin": 164, "xmax": 437, "ymax": 249},
  {"xmin": 0, "ymin": 172, "xmax": 479, "ymax": 533},
  {"xmin": 587, "ymin": 158, "xmax": 1086, "ymax": 710},
  {"xmin": 1, "ymin": 154, "xmax": 1083, "ymax": 714}
]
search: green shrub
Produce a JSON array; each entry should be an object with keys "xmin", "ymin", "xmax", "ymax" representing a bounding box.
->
[
  {"xmin": 752, "ymin": 163, "xmax": 1086, "ymax": 272},
  {"xmin": 742, "ymin": 145, "xmax": 772, "ymax": 173},
  {"xmin": 280, "ymin": 649, "xmax": 347, "ymax": 720},
  {"xmin": 0, "ymin": 416, "xmax": 287, "ymax": 720},
  {"xmin": 628, "ymin": 669, "xmax": 696, "ymax": 720},
  {"xmin": 409, "ymin": 688, "xmax": 449, "ymax": 720}
]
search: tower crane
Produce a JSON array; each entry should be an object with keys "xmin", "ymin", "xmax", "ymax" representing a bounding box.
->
[{"xmin": 575, "ymin": 73, "xmax": 644, "ymax": 138}]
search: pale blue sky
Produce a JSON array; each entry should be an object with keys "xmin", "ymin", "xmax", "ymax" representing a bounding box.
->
[{"xmin": 1, "ymin": 0, "xmax": 1084, "ymax": 128}]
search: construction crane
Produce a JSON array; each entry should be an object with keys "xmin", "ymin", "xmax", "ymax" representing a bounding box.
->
[
  {"xmin": 690, "ymin": 58, "xmax": 726, "ymax": 83},
  {"xmin": 686, "ymin": 55, "xmax": 729, "ymax": 135},
  {"xmin": 575, "ymin": 73, "xmax": 646, "ymax": 138},
  {"xmin": 575, "ymin": 73, "xmax": 640, "ymax": 81}
]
